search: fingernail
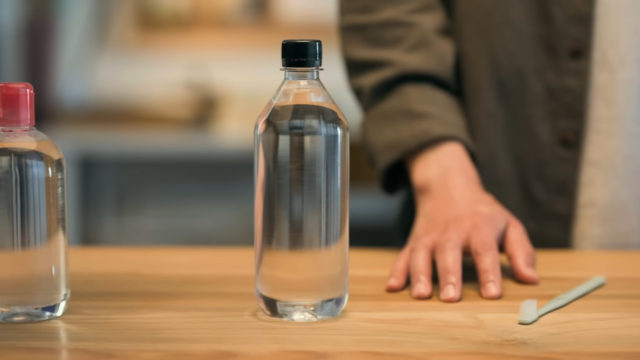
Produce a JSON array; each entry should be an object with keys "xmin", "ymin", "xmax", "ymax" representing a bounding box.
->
[
  {"xmin": 483, "ymin": 281, "xmax": 499, "ymax": 298},
  {"xmin": 412, "ymin": 282, "xmax": 428, "ymax": 298},
  {"xmin": 387, "ymin": 277, "xmax": 400, "ymax": 289},
  {"xmin": 526, "ymin": 265, "xmax": 540, "ymax": 281},
  {"xmin": 440, "ymin": 284, "xmax": 456, "ymax": 301}
]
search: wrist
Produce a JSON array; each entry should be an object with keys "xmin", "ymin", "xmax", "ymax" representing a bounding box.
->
[{"xmin": 406, "ymin": 141, "xmax": 482, "ymax": 196}]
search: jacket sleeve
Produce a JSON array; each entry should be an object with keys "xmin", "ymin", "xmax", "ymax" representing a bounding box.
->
[{"xmin": 340, "ymin": 0, "xmax": 473, "ymax": 192}]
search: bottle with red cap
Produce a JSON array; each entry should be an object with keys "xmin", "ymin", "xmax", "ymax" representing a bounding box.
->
[{"xmin": 0, "ymin": 82, "xmax": 69, "ymax": 322}]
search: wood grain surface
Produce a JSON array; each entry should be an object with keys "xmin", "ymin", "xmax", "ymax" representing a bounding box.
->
[{"xmin": 1, "ymin": 247, "xmax": 639, "ymax": 359}]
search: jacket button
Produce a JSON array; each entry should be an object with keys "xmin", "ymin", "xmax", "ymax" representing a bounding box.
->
[
  {"xmin": 568, "ymin": 46, "xmax": 584, "ymax": 60},
  {"xmin": 560, "ymin": 130, "xmax": 577, "ymax": 149}
]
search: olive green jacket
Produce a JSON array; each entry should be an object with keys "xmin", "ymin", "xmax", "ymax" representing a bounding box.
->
[{"xmin": 340, "ymin": 0, "xmax": 594, "ymax": 247}]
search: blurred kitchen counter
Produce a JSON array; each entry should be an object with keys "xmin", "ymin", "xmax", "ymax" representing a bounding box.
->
[{"xmin": 2, "ymin": 248, "xmax": 639, "ymax": 359}]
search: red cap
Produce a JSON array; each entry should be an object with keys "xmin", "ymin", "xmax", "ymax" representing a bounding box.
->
[{"xmin": 0, "ymin": 82, "xmax": 35, "ymax": 127}]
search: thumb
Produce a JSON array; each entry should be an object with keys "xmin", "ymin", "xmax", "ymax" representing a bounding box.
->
[{"xmin": 503, "ymin": 218, "xmax": 539, "ymax": 284}]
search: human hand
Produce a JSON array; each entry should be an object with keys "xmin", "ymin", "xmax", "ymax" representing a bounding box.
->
[{"xmin": 386, "ymin": 141, "xmax": 539, "ymax": 301}]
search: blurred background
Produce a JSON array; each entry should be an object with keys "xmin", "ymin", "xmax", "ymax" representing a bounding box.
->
[{"xmin": 0, "ymin": 0, "xmax": 405, "ymax": 246}]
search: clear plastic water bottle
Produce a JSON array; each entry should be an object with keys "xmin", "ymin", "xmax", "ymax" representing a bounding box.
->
[
  {"xmin": 254, "ymin": 40, "xmax": 349, "ymax": 321},
  {"xmin": 0, "ymin": 83, "xmax": 69, "ymax": 322}
]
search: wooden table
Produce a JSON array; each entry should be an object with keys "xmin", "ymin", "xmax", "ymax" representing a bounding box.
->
[{"xmin": 2, "ymin": 248, "xmax": 640, "ymax": 359}]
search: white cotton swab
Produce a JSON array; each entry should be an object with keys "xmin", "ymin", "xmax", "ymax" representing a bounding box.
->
[{"xmin": 518, "ymin": 276, "xmax": 606, "ymax": 325}]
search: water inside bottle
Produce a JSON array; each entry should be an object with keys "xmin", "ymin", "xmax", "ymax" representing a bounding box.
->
[
  {"xmin": 255, "ymin": 104, "xmax": 349, "ymax": 321},
  {"xmin": 0, "ymin": 146, "xmax": 69, "ymax": 322}
]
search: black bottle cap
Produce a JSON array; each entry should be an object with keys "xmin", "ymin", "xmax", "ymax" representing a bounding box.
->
[{"xmin": 281, "ymin": 39, "xmax": 322, "ymax": 68}]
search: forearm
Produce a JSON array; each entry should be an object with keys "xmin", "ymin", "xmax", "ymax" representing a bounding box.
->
[{"xmin": 340, "ymin": 1, "xmax": 474, "ymax": 192}]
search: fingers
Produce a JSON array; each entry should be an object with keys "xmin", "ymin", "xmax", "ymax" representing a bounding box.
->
[
  {"xmin": 386, "ymin": 248, "xmax": 410, "ymax": 292},
  {"xmin": 435, "ymin": 238, "xmax": 463, "ymax": 302},
  {"xmin": 409, "ymin": 245, "xmax": 433, "ymax": 299},
  {"xmin": 469, "ymin": 228, "xmax": 502, "ymax": 299},
  {"xmin": 504, "ymin": 218, "xmax": 539, "ymax": 284}
]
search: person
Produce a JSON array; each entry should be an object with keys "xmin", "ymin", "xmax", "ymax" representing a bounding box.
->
[{"xmin": 340, "ymin": 0, "xmax": 640, "ymax": 302}]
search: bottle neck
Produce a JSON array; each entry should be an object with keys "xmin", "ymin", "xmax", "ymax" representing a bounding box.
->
[{"xmin": 283, "ymin": 68, "xmax": 320, "ymax": 80}]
